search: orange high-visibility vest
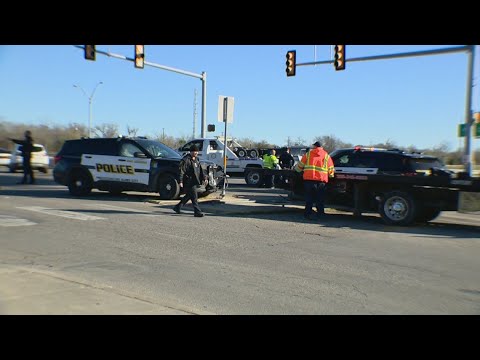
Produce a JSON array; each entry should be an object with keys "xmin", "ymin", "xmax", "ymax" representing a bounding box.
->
[{"xmin": 295, "ymin": 147, "xmax": 334, "ymax": 182}]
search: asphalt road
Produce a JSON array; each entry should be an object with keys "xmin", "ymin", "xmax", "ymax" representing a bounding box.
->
[{"xmin": 1, "ymin": 168, "xmax": 480, "ymax": 314}]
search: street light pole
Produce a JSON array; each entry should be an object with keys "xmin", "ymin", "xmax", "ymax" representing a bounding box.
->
[{"xmin": 73, "ymin": 81, "xmax": 103, "ymax": 138}]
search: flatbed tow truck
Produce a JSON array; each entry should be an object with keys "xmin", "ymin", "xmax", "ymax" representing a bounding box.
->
[{"xmin": 245, "ymin": 148, "xmax": 480, "ymax": 226}]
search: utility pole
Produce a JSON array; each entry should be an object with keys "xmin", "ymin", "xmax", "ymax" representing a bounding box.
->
[
  {"xmin": 193, "ymin": 89, "xmax": 197, "ymax": 139},
  {"xmin": 464, "ymin": 45, "xmax": 475, "ymax": 176}
]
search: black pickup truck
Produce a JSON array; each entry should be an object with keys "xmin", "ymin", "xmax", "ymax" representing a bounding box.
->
[{"xmin": 245, "ymin": 147, "xmax": 480, "ymax": 226}]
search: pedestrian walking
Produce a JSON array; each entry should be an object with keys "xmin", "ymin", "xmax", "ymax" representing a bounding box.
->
[
  {"xmin": 173, "ymin": 144, "xmax": 207, "ymax": 217},
  {"xmin": 9, "ymin": 130, "xmax": 35, "ymax": 184},
  {"xmin": 294, "ymin": 141, "xmax": 335, "ymax": 219}
]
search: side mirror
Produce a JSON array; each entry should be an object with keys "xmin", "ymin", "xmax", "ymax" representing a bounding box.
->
[{"xmin": 133, "ymin": 152, "xmax": 147, "ymax": 158}]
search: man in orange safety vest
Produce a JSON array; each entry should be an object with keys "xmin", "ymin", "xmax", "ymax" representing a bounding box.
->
[{"xmin": 294, "ymin": 141, "xmax": 335, "ymax": 220}]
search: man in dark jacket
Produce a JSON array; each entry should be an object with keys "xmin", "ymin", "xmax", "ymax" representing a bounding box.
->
[
  {"xmin": 173, "ymin": 144, "xmax": 208, "ymax": 217},
  {"xmin": 9, "ymin": 130, "xmax": 35, "ymax": 184},
  {"xmin": 279, "ymin": 147, "xmax": 295, "ymax": 169}
]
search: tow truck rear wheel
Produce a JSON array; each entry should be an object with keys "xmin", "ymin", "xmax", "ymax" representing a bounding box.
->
[
  {"xmin": 158, "ymin": 174, "xmax": 180, "ymax": 200},
  {"xmin": 245, "ymin": 169, "xmax": 263, "ymax": 187},
  {"xmin": 379, "ymin": 191, "xmax": 416, "ymax": 226}
]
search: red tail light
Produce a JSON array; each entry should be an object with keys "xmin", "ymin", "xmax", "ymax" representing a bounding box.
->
[{"xmin": 54, "ymin": 155, "xmax": 62, "ymax": 165}]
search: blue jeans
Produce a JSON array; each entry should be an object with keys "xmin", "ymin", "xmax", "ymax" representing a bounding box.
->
[{"xmin": 303, "ymin": 180, "xmax": 326, "ymax": 216}]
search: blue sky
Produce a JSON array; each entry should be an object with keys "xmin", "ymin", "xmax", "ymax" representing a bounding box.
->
[{"xmin": 1, "ymin": 45, "xmax": 479, "ymax": 151}]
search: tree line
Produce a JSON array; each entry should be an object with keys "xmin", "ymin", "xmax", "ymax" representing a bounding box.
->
[{"xmin": 1, "ymin": 120, "xmax": 477, "ymax": 165}]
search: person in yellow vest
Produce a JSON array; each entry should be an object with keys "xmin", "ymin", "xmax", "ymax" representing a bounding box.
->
[
  {"xmin": 262, "ymin": 149, "xmax": 279, "ymax": 188},
  {"xmin": 294, "ymin": 141, "xmax": 335, "ymax": 219}
]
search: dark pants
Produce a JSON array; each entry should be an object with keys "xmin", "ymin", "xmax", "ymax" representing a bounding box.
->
[
  {"xmin": 177, "ymin": 184, "xmax": 202, "ymax": 214},
  {"xmin": 22, "ymin": 157, "xmax": 35, "ymax": 184},
  {"xmin": 303, "ymin": 180, "xmax": 326, "ymax": 216}
]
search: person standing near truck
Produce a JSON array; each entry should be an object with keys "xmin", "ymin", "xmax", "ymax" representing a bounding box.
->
[
  {"xmin": 262, "ymin": 149, "xmax": 279, "ymax": 188},
  {"xmin": 279, "ymin": 147, "xmax": 295, "ymax": 169},
  {"xmin": 294, "ymin": 141, "xmax": 335, "ymax": 219},
  {"xmin": 173, "ymin": 144, "xmax": 208, "ymax": 217}
]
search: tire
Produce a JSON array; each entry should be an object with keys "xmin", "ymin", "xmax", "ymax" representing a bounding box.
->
[
  {"xmin": 245, "ymin": 169, "xmax": 263, "ymax": 187},
  {"xmin": 158, "ymin": 174, "xmax": 180, "ymax": 200},
  {"xmin": 379, "ymin": 191, "xmax": 416, "ymax": 226},
  {"xmin": 415, "ymin": 207, "xmax": 441, "ymax": 223},
  {"xmin": 238, "ymin": 149, "xmax": 246, "ymax": 158},
  {"xmin": 68, "ymin": 169, "xmax": 93, "ymax": 196},
  {"xmin": 249, "ymin": 149, "xmax": 258, "ymax": 158}
]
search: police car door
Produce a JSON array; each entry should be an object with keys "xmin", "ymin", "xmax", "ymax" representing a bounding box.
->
[{"xmin": 81, "ymin": 142, "xmax": 151, "ymax": 187}]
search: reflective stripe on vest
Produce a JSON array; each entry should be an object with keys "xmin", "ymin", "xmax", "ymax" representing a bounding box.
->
[{"xmin": 303, "ymin": 151, "xmax": 331, "ymax": 182}]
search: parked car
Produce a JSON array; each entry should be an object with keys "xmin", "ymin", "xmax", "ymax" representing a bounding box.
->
[
  {"xmin": 53, "ymin": 136, "xmax": 225, "ymax": 199},
  {"xmin": 0, "ymin": 147, "xmax": 11, "ymax": 168},
  {"xmin": 9, "ymin": 143, "xmax": 49, "ymax": 174}
]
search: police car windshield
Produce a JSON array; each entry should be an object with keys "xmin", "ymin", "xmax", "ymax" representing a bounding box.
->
[{"xmin": 135, "ymin": 140, "xmax": 181, "ymax": 159}]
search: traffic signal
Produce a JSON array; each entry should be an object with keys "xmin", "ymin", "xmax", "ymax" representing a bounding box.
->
[
  {"xmin": 135, "ymin": 45, "xmax": 145, "ymax": 69},
  {"xmin": 285, "ymin": 50, "xmax": 296, "ymax": 77},
  {"xmin": 334, "ymin": 45, "xmax": 346, "ymax": 71},
  {"xmin": 84, "ymin": 45, "xmax": 96, "ymax": 61}
]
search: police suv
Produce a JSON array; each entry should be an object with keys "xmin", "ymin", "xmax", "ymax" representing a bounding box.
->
[{"xmin": 53, "ymin": 137, "xmax": 224, "ymax": 199}]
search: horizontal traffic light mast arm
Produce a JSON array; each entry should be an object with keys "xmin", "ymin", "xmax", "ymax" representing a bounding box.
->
[
  {"xmin": 74, "ymin": 45, "xmax": 203, "ymax": 79},
  {"xmin": 297, "ymin": 45, "xmax": 472, "ymax": 67}
]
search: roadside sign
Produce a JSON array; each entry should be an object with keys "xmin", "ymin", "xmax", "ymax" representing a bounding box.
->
[
  {"xmin": 218, "ymin": 96, "xmax": 234, "ymax": 123},
  {"xmin": 458, "ymin": 123, "xmax": 466, "ymax": 137}
]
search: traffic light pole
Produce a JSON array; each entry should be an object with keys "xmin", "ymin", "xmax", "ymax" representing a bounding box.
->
[
  {"xmin": 74, "ymin": 45, "xmax": 208, "ymax": 138},
  {"xmin": 297, "ymin": 45, "xmax": 476, "ymax": 176}
]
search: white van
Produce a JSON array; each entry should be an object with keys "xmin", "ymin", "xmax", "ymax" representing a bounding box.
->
[{"xmin": 9, "ymin": 143, "xmax": 49, "ymax": 173}]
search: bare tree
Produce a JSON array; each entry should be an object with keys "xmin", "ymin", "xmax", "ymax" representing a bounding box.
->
[
  {"xmin": 93, "ymin": 123, "xmax": 119, "ymax": 138},
  {"xmin": 312, "ymin": 135, "xmax": 352, "ymax": 153},
  {"xmin": 126, "ymin": 125, "xmax": 139, "ymax": 137}
]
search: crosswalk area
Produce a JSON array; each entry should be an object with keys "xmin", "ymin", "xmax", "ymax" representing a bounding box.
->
[
  {"xmin": 0, "ymin": 202, "xmax": 153, "ymax": 227},
  {"xmin": 0, "ymin": 215, "xmax": 37, "ymax": 227}
]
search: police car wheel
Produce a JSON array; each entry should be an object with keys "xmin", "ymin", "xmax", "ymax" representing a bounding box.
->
[
  {"xmin": 68, "ymin": 169, "xmax": 93, "ymax": 196},
  {"xmin": 158, "ymin": 174, "xmax": 180, "ymax": 200},
  {"xmin": 249, "ymin": 150, "xmax": 258, "ymax": 158},
  {"xmin": 238, "ymin": 149, "xmax": 246, "ymax": 158},
  {"xmin": 379, "ymin": 191, "xmax": 416, "ymax": 226}
]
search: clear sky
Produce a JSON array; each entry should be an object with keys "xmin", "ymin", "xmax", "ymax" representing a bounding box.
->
[{"xmin": 1, "ymin": 45, "xmax": 479, "ymax": 151}]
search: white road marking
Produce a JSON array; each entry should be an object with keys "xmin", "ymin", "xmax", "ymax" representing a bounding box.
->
[
  {"xmin": 16, "ymin": 206, "xmax": 105, "ymax": 221},
  {"xmin": 0, "ymin": 215, "xmax": 37, "ymax": 227},
  {"xmin": 87, "ymin": 203, "xmax": 149, "ymax": 213}
]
